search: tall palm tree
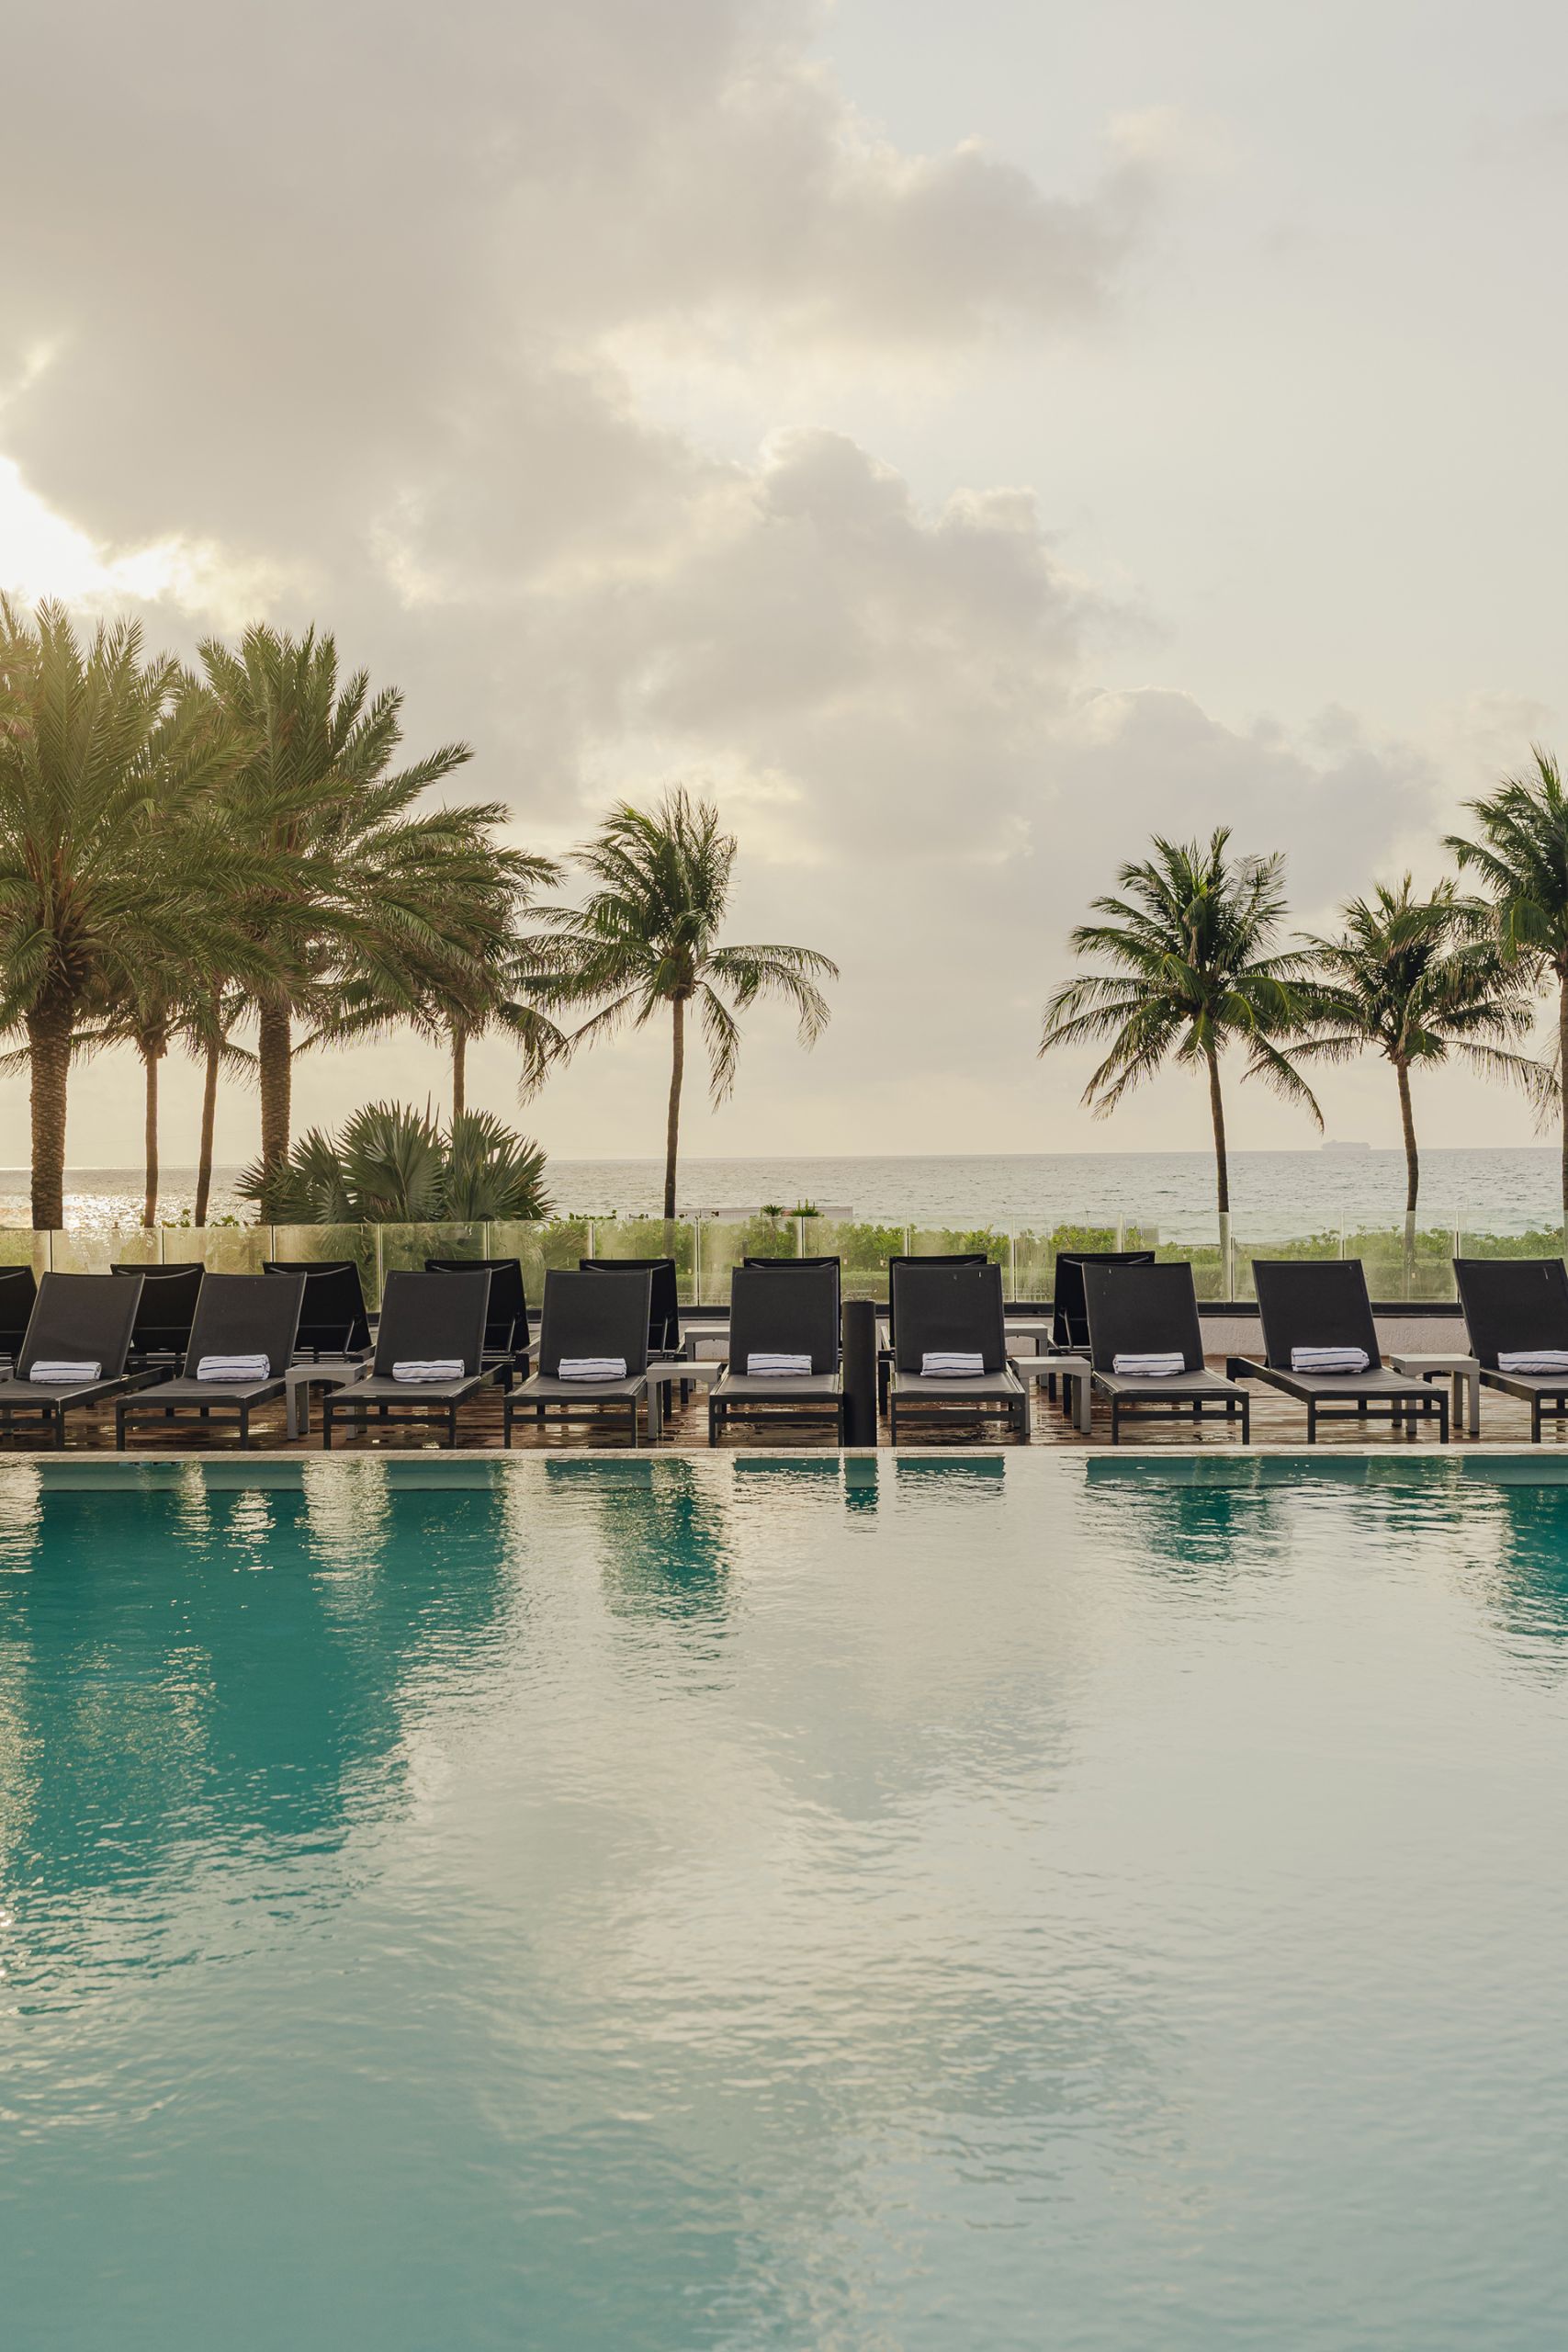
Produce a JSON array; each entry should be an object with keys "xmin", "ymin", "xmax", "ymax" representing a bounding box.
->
[
  {"xmin": 1448, "ymin": 748, "xmax": 1568, "ymax": 1231},
  {"xmin": 1295, "ymin": 877, "xmax": 1551, "ymax": 1240},
  {"xmin": 0, "ymin": 599, "xmax": 234, "ymax": 1227},
  {"xmin": 316, "ymin": 843, "xmax": 564, "ymax": 1124},
  {"xmin": 198, "ymin": 626, "xmax": 485, "ymax": 1209},
  {"xmin": 525, "ymin": 790, "xmax": 838, "ymax": 1220},
  {"xmin": 1040, "ymin": 829, "xmax": 1321, "ymax": 1236}
]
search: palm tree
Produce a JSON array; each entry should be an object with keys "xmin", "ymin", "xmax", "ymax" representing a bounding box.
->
[
  {"xmin": 1040, "ymin": 829, "xmax": 1321, "ymax": 1243},
  {"xmin": 0, "ymin": 600, "xmax": 234, "ymax": 1227},
  {"xmin": 1448, "ymin": 749, "xmax": 1568, "ymax": 1232},
  {"xmin": 525, "ymin": 790, "xmax": 838, "ymax": 1221},
  {"xmin": 1295, "ymin": 878, "xmax": 1551, "ymax": 1241},
  {"xmin": 197, "ymin": 626, "xmax": 485, "ymax": 1209}
]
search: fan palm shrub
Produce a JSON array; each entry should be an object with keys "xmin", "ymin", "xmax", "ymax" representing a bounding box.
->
[
  {"xmin": 242, "ymin": 1101, "xmax": 549, "ymax": 1224},
  {"xmin": 525, "ymin": 790, "xmax": 837, "ymax": 1220},
  {"xmin": 1040, "ymin": 829, "xmax": 1320, "ymax": 1230}
]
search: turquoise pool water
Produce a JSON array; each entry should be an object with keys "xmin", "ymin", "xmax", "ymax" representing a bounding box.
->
[{"xmin": 2, "ymin": 1454, "xmax": 1567, "ymax": 2349}]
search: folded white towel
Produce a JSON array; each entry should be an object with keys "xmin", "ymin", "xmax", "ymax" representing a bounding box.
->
[
  {"xmin": 1498, "ymin": 1350, "xmax": 1568, "ymax": 1374},
  {"xmin": 28, "ymin": 1359, "xmax": 101, "ymax": 1385},
  {"xmin": 391, "ymin": 1359, "xmax": 465, "ymax": 1384},
  {"xmin": 921, "ymin": 1351, "xmax": 985, "ymax": 1377},
  {"xmin": 557, "ymin": 1356, "xmax": 627, "ymax": 1382},
  {"xmin": 1112, "ymin": 1352, "xmax": 1185, "ymax": 1377},
  {"xmin": 747, "ymin": 1352, "xmax": 812, "ymax": 1376},
  {"xmin": 1290, "ymin": 1346, "xmax": 1370, "ymax": 1374},
  {"xmin": 196, "ymin": 1353, "xmax": 270, "ymax": 1383}
]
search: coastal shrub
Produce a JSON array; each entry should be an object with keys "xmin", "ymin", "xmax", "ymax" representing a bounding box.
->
[{"xmin": 243, "ymin": 1102, "xmax": 549, "ymax": 1224}]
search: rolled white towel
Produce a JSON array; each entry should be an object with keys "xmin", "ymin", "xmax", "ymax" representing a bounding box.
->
[
  {"xmin": 1290, "ymin": 1346, "xmax": 1370, "ymax": 1373},
  {"xmin": 28, "ymin": 1359, "xmax": 101, "ymax": 1385},
  {"xmin": 557, "ymin": 1356, "xmax": 627, "ymax": 1382},
  {"xmin": 1112, "ymin": 1352, "xmax": 1185, "ymax": 1377},
  {"xmin": 1498, "ymin": 1349, "xmax": 1568, "ymax": 1374},
  {"xmin": 391, "ymin": 1359, "xmax": 465, "ymax": 1384},
  {"xmin": 197, "ymin": 1353, "xmax": 271, "ymax": 1383},
  {"xmin": 921, "ymin": 1351, "xmax": 985, "ymax": 1377},
  {"xmin": 747, "ymin": 1352, "xmax": 812, "ymax": 1377}
]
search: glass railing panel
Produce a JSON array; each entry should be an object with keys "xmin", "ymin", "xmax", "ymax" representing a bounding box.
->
[
  {"xmin": 0, "ymin": 1230, "xmax": 47, "ymax": 1274},
  {"xmin": 160, "ymin": 1227, "xmax": 270, "ymax": 1273},
  {"xmin": 689, "ymin": 1219, "xmax": 751, "ymax": 1308},
  {"xmin": 1158, "ymin": 1240, "xmax": 1226, "ymax": 1301},
  {"xmin": 378, "ymin": 1221, "xmax": 488, "ymax": 1280},
  {"xmin": 1339, "ymin": 1226, "xmax": 1457, "ymax": 1303},
  {"xmin": 803, "ymin": 1217, "xmax": 906, "ymax": 1305},
  {"xmin": 269, "ymin": 1223, "xmax": 380, "ymax": 1306},
  {"xmin": 488, "ymin": 1218, "xmax": 591, "ymax": 1305},
  {"xmin": 48, "ymin": 1231, "xmax": 155, "ymax": 1274},
  {"xmin": 582, "ymin": 1216, "xmax": 696, "ymax": 1303},
  {"xmin": 1455, "ymin": 1226, "xmax": 1564, "ymax": 1262}
]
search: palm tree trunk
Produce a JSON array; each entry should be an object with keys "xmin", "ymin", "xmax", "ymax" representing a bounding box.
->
[
  {"xmin": 1396, "ymin": 1057, "xmax": 1418, "ymax": 1299},
  {"xmin": 663, "ymin": 995, "xmax": 685, "ymax": 1226},
  {"xmin": 141, "ymin": 1045, "xmax": 161, "ymax": 1229},
  {"xmin": 452, "ymin": 1024, "xmax": 467, "ymax": 1126},
  {"xmin": 27, "ymin": 1004, "xmax": 72, "ymax": 1232},
  {"xmin": 194, "ymin": 1031, "xmax": 221, "ymax": 1227},
  {"xmin": 1205, "ymin": 1041, "xmax": 1231, "ymax": 1296},
  {"xmin": 257, "ymin": 1000, "xmax": 292, "ymax": 1201}
]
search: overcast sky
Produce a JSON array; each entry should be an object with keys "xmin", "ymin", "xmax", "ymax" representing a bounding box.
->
[{"xmin": 2, "ymin": 0, "xmax": 1565, "ymax": 1170}]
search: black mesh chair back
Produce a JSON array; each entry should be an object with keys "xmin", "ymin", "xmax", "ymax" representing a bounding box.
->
[
  {"xmin": 542, "ymin": 1270, "xmax": 652, "ymax": 1378},
  {"xmin": 17, "ymin": 1272, "xmax": 142, "ymax": 1380},
  {"xmin": 1252, "ymin": 1259, "xmax": 1382, "ymax": 1371},
  {"xmin": 1453, "ymin": 1257, "xmax": 1568, "ymax": 1369},
  {"xmin": 890, "ymin": 1261, "xmax": 1006, "ymax": 1374},
  {"xmin": 370, "ymin": 1271, "xmax": 491, "ymax": 1380},
  {"xmin": 1082, "ymin": 1261, "xmax": 1204, "ymax": 1374},
  {"xmin": 1051, "ymin": 1250, "xmax": 1156, "ymax": 1350},
  {"xmin": 728, "ymin": 1263, "xmax": 840, "ymax": 1374},
  {"xmin": 263, "ymin": 1260, "xmax": 372, "ymax": 1355},
  {"xmin": 0, "ymin": 1265, "xmax": 39, "ymax": 1363},
  {"xmin": 426, "ymin": 1257, "xmax": 528, "ymax": 1360},
  {"xmin": 112, "ymin": 1261, "xmax": 204, "ymax": 1360},
  {"xmin": 578, "ymin": 1258, "xmax": 680, "ymax": 1354},
  {"xmin": 886, "ymin": 1253, "xmax": 988, "ymax": 1350},
  {"xmin": 185, "ymin": 1273, "xmax": 305, "ymax": 1377}
]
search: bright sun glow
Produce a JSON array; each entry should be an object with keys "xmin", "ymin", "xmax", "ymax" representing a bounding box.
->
[{"xmin": 0, "ymin": 455, "xmax": 287, "ymax": 627}]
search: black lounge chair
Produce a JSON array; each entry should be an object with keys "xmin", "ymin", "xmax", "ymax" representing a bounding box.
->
[
  {"xmin": 425, "ymin": 1255, "xmax": 530, "ymax": 1385},
  {"xmin": 880, "ymin": 1252, "xmax": 987, "ymax": 1411},
  {"xmin": 0, "ymin": 1264, "xmax": 39, "ymax": 1373},
  {"xmin": 886, "ymin": 1261, "xmax": 1028, "ymax": 1444},
  {"xmin": 1453, "ymin": 1258, "xmax": 1568, "ymax": 1442},
  {"xmin": 0, "ymin": 1272, "xmax": 144, "ymax": 1447},
  {"xmin": 506, "ymin": 1270, "xmax": 652, "ymax": 1447},
  {"xmin": 709, "ymin": 1261, "xmax": 845, "ymax": 1444},
  {"xmin": 115, "ymin": 1273, "xmax": 305, "ymax": 1450},
  {"xmin": 1241, "ymin": 1260, "xmax": 1446, "ymax": 1443},
  {"xmin": 321, "ymin": 1270, "xmax": 492, "ymax": 1449},
  {"xmin": 1083, "ymin": 1261, "xmax": 1250, "ymax": 1445},
  {"xmin": 1051, "ymin": 1250, "xmax": 1156, "ymax": 1351},
  {"xmin": 578, "ymin": 1257, "xmax": 682, "ymax": 1357},
  {"xmin": 263, "ymin": 1259, "xmax": 372, "ymax": 1358},
  {"xmin": 112, "ymin": 1261, "xmax": 205, "ymax": 1370}
]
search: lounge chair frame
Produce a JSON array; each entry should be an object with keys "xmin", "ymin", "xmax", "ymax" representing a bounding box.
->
[
  {"xmin": 321, "ymin": 1270, "xmax": 492, "ymax": 1450},
  {"xmin": 1083, "ymin": 1261, "xmax": 1250, "ymax": 1444},
  {"xmin": 0, "ymin": 1272, "xmax": 145, "ymax": 1447},
  {"xmin": 1453, "ymin": 1257, "xmax": 1568, "ymax": 1442},
  {"xmin": 886, "ymin": 1261, "xmax": 1029, "ymax": 1444},
  {"xmin": 709, "ymin": 1262, "xmax": 845, "ymax": 1444},
  {"xmin": 1241, "ymin": 1260, "xmax": 1447, "ymax": 1443},
  {"xmin": 425, "ymin": 1254, "xmax": 530, "ymax": 1388},
  {"xmin": 505, "ymin": 1270, "xmax": 652, "ymax": 1447},
  {"xmin": 116, "ymin": 1273, "xmax": 306, "ymax": 1450}
]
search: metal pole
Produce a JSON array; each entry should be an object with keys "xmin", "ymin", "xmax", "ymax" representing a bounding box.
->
[{"xmin": 841, "ymin": 1299, "xmax": 878, "ymax": 1445}]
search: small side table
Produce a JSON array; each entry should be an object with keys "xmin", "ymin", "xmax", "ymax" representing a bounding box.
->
[
  {"xmin": 647, "ymin": 1357, "xmax": 725, "ymax": 1440},
  {"xmin": 1390, "ymin": 1351, "xmax": 1481, "ymax": 1439},
  {"xmin": 1015, "ymin": 1351, "xmax": 1093, "ymax": 1434},
  {"xmin": 286, "ymin": 1359, "xmax": 369, "ymax": 1441}
]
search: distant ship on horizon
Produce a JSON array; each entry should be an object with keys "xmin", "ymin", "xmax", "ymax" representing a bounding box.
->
[{"xmin": 1319, "ymin": 1138, "xmax": 1372, "ymax": 1153}]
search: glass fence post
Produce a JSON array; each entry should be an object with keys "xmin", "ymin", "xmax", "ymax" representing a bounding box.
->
[
  {"xmin": 694, "ymin": 1214, "xmax": 701, "ymax": 1305},
  {"xmin": 374, "ymin": 1223, "xmax": 385, "ymax": 1308},
  {"xmin": 586, "ymin": 1219, "xmax": 595, "ymax": 1257}
]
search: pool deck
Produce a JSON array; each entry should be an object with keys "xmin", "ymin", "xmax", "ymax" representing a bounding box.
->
[{"xmin": 5, "ymin": 1362, "xmax": 1561, "ymax": 1455}]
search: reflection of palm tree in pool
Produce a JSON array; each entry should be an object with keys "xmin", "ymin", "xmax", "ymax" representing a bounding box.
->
[
  {"xmin": 546, "ymin": 1458, "xmax": 732, "ymax": 1638},
  {"xmin": 0, "ymin": 1485, "xmax": 510, "ymax": 1951}
]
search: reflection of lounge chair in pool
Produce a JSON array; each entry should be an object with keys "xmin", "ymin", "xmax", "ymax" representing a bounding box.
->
[
  {"xmin": 116, "ymin": 1273, "xmax": 305, "ymax": 1450},
  {"xmin": 1239, "ymin": 1260, "xmax": 1445, "ymax": 1443},
  {"xmin": 709, "ymin": 1262, "xmax": 845, "ymax": 1444},
  {"xmin": 0, "ymin": 1272, "xmax": 144, "ymax": 1447},
  {"xmin": 1454, "ymin": 1257, "xmax": 1568, "ymax": 1442},
  {"xmin": 1084, "ymin": 1261, "xmax": 1250, "ymax": 1444},
  {"xmin": 506, "ymin": 1270, "xmax": 652, "ymax": 1448},
  {"xmin": 322, "ymin": 1271, "xmax": 492, "ymax": 1450},
  {"xmin": 887, "ymin": 1261, "xmax": 1029, "ymax": 1444}
]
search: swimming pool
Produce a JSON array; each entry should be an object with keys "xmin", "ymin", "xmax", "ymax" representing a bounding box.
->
[{"xmin": 2, "ymin": 1453, "xmax": 1566, "ymax": 2349}]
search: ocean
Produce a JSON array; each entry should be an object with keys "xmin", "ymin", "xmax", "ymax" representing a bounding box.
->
[{"xmin": 2, "ymin": 1148, "xmax": 1562, "ymax": 1239}]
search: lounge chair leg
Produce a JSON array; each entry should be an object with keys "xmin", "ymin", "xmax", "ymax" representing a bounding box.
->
[
  {"xmin": 1241, "ymin": 1396, "xmax": 1250, "ymax": 1444},
  {"xmin": 115, "ymin": 1411, "xmax": 126, "ymax": 1453},
  {"xmin": 1438, "ymin": 1395, "xmax": 1450, "ymax": 1444},
  {"xmin": 322, "ymin": 1410, "xmax": 333, "ymax": 1451},
  {"xmin": 240, "ymin": 1408, "xmax": 250, "ymax": 1451},
  {"xmin": 1111, "ymin": 1402, "xmax": 1120, "ymax": 1446},
  {"xmin": 1306, "ymin": 1401, "xmax": 1316, "ymax": 1444},
  {"xmin": 52, "ymin": 1410, "xmax": 63, "ymax": 1451}
]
